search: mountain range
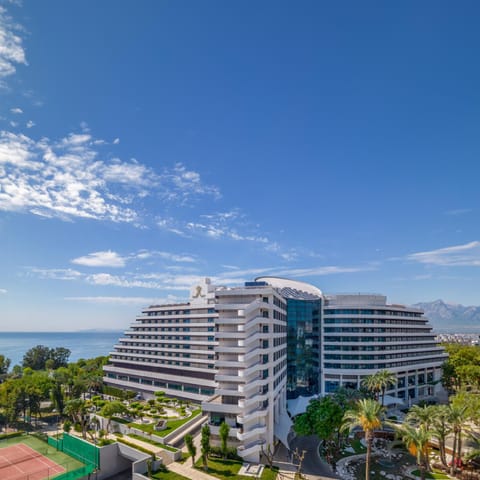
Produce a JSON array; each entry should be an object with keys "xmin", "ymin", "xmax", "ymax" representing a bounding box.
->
[{"xmin": 413, "ymin": 299, "xmax": 480, "ymax": 333}]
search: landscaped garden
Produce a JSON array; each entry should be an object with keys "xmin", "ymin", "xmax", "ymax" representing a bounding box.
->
[{"xmin": 194, "ymin": 457, "xmax": 278, "ymax": 480}]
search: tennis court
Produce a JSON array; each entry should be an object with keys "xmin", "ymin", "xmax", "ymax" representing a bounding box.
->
[
  {"xmin": 0, "ymin": 434, "xmax": 88, "ymax": 480},
  {"xmin": 0, "ymin": 443, "xmax": 64, "ymax": 480}
]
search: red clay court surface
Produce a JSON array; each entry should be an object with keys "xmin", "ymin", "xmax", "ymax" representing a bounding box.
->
[{"xmin": 0, "ymin": 443, "xmax": 65, "ymax": 480}]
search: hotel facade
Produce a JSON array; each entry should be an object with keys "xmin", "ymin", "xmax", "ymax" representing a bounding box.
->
[{"xmin": 104, "ymin": 276, "xmax": 447, "ymax": 461}]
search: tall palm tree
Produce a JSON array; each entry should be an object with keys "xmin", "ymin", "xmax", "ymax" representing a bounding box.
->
[
  {"xmin": 376, "ymin": 370, "xmax": 397, "ymax": 406},
  {"xmin": 394, "ymin": 423, "xmax": 431, "ymax": 480},
  {"xmin": 361, "ymin": 374, "xmax": 382, "ymax": 401},
  {"xmin": 406, "ymin": 404, "xmax": 437, "ymax": 471},
  {"xmin": 343, "ymin": 399, "xmax": 385, "ymax": 480},
  {"xmin": 430, "ymin": 405, "xmax": 452, "ymax": 468},
  {"xmin": 448, "ymin": 403, "xmax": 468, "ymax": 475},
  {"xmin": 406, "ymin": 404, "xmax": 437, "ymax": 430}
]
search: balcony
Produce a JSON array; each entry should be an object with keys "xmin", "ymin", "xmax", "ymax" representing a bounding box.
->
[
  {"xmin": 236, "ymin": 424, "xmax": 267, "ymax": 441},
  {"xmin": 237, "ymin": 439, "xmax": 266, "ymax": 459},
  {"xmin": 237, "ymin": 407, "xmax": 268, "ymax": 424}
]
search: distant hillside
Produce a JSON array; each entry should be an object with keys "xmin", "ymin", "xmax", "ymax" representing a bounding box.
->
[{"xmin": 413, "ymin": 299, "xmax": 480, "ymax": 333}]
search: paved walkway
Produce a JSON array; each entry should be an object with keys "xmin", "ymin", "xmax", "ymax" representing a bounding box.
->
[{"xmin": 168, "ymin": 461, "xmax": 221, "ymax": 480}]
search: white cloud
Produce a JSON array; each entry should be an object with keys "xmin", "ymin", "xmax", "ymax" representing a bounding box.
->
[
  {"xmin": 0, "ymin": 130, "xmax": 222, "ymax": 224},
  {"xmin": 10, "ymin": 107, "xmax": 22, "ymax": 114},
  {"xmin": 161, "ymin": 163, "xmax": 221, "ymax": 204},
  {"xmin": 71, "ymin": 250, "xmax": 126, "ymax": 268},
  {"xmin": 138, "ymin": 250, "xmax": 196, "ymax": 263},
  {"xmin": 267, "ymin": 265, "xmax": 375, "ymax": 278},
  {"xmin": 0, "ymin": 288, "xmax": 7, "ymax": 294},
  {"xmin": 28, "ymin": 268, "xmax": 83, "ymax": 281},
  {"xmin": 408, "ymin": 241, "xmax": 480, "ymax": 266},
  {"xmin": 0, "ymin": 5, "xmax": 27, "ymax": 83},
  {"xmin": 86, "ymin": 273, "xmax": 165, "ymax": 289},
  {"xmin": 70, "ymin": 249, "xmax": 196, "ymax": 268},
  {"xmin": 64, "ymin": 296, "xmax": 178, "ymax": 305},
  {"xmin": 26, "ymin": 120, "xmax": 34, "ymax": 128},
  {"xmin": 113, "ymin": 138, "xmax": 120, "ymax": 144}
]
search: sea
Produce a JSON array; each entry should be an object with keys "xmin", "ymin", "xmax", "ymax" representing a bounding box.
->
[{"xmin": 0, "ymin": 331, "xmax": 122, "ymax": 368}]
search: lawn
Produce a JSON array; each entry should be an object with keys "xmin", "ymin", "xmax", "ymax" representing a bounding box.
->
[
  {"xmin": 127, "ymin": 433, "xmax": 178, "ymax": 452},
  {"xmin": 411, "ymin": 470, "xmax": 450, "ymax": 479},
  {"xmin": 348, "ymin": 438, "xmax": 367, "ymax": 454},
  {"xmin": 195, "ymin": 457, "xmax": 278, "ymax": 480},
  {"xmin": 152, "ymin": 466, "xmax": 190, "ymax": 480},
  {"xmin": 131, "ymin": 409, "xmax": 201, "ymax": 437}
]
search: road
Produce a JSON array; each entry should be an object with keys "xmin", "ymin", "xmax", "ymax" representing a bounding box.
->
[{"xmin": 289, "ymin": 435, "xmax": 341, "ymax": 480}]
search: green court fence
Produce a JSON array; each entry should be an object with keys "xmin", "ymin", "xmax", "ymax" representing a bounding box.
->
[
  {"xmin": 53, "ymin": 462, "xmax": 95, "ymax": 480},
  {"xmin": 48, "ymin": 433, "xmax": 99, "ymax": 469}
]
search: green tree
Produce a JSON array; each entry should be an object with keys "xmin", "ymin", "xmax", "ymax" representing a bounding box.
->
[
  {"xmin": 342, "ymin": 399, "xmax": 385, "ymax": 480},
  {"xmin": 22, "ymin": 345, "xmax": 71, "ymax": 371},
  {"xmin": 294, "ymin": 395, "xmax": 345, "ymax": 465},
  {"xmin": 430, "ymin": 405, "xmax": 451, "ymax": 467},
  {"xmin": 361, "ymin": 374, "xmax": 381, "ymax": 401},
  {"xmin": 200, "ymin": 424, "xmax": 211, "ymax": 471},
  {"xmin": 64, "ymin": 398, "xmax": 90, "ymax": 439},
  {"xmin": 100, "ymin": 401, "xmax": 127, "ymax": 432},
  {"xmin": 22, "ymin": 345, "xmax": 52, "ymax": 370},
  {"xmin": 376, "ymin": 370, "xmax": 397, "ymax": 406},
  {"xmin": 0, "ymin": 355, "xmax": 11, "ymax": 381},
  {"xmin": 405, "ymin": 404, "xmax": 437, "ymax": 471},
  {"xmin": 441, "ymin": 344, "xmax": 480, "ymax": 392},
  {"xmin": 185, "ymin": 433, "xmax": 196, "ymax": 466},
  {"xmin": 394, "ymin": 423, "xmax": 431, "ymax": 480},
  {"xmin": 362, "ymin": 370, "xmax": 396, "ymax": 406},
  {"xmin": 219, "ymin": 421, "xmax": 230, "ymax": 458},
  {"xmin": 448, "ymin": 402, "xmax": 468, "ymax": 476}
]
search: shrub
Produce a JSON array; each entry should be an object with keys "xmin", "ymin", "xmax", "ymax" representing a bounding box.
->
[
  {"xmin": 0, "ymin": 431, "xmax": 24, "ymax": 440},
  {"xmin": 209, "ymin": 446, "xmax": 241, "ymax": 460}
]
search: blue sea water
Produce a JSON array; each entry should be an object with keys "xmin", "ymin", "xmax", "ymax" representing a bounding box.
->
[{"xmin": 0, "ymin": 331, "xmax": 122, "ymax": 368}]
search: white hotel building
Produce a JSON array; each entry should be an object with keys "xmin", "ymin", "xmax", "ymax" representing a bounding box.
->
[
  {"xmin": 104, "ymin": 277, "xmax": 447, "ymax": 461},
  {"xmin": 104, "ymin": 278, "xmax": 218, "ymax": 402},
  {"xmin": 322, "ymin": 294, "xmax": 448, "ymax": 402},
  {"xmin": 201, "ymin": 282, "xmax": 289, "ymax": 463}
]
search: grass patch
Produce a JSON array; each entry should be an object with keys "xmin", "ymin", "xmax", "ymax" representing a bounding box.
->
[
  {"xmin": 411, "ymin": 470, "xmax": 450, "ymax": 479},
  {"xmin": 340, "ymin": 437, "xmax": 366, "ymax": 457},
  {"xmin": 195, "ymin": 457, "xmax": 278, "ymax": 480},
  {"xmin": 349, "ymin": 438, "xmax": 367, "ymax": 454},
  {"xmin": 111, "ymin": 416, "xmax": 130, "ymax": 424},
  {"xmin": 127, "ymin": 433, "xmax": 178, "ymax": 452},
  {"xmin": 130, "ymin": 409, "xmax": 201, "ymax": 437},
  {"xmin": 151, "ymin": 465, "xmax": 190, "ymax": 480}
]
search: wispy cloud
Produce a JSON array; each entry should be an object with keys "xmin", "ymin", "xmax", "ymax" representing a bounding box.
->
[
  {"xmin": 0, "ymin": 288, "xmax": 7, "ymax": 294},
  {"xmin": 64, "ymin": 296, "xmax": 180, "ymax": 305},
  {"xmin": 85, "ymin": 272, "xmax": 203, "ymax": 291},
  {"xmin": 71, "ymin": 249, "xmax": 196, "ymax": 269},
  {"xmin": 158, "ymin": 210, "xmax": 271, "ymax": 246},
  {"xmin": 160, "ymin": 163, "xmax": 220, "ymax": 204},
  {"xmin": 408, "ymin": 241, "xmax": 480, "ymax": 266},
  {"xmin": 72, "ymin": 250, "xmax": 126, "ymax": 268},
  {"xmin": 10, "ymin": 107, "xmax": 22, "ymax": 114},
  {"xmin": 444, "ymin": 208, "xmax": 472, "ymax": 216},
  {"xmin": 0, "ymin": 5, "xmax": 27, "ymax": 85},
  {"xmin": 26, "ymin": 120, "xmax": 34, "ymax": 128},
  {"xmin": 28, "ymin": 267, "xmax": 83, "ymax": 281},
  {"xmin": 0, "ymin": 130, "xmax": 220, "ymax": 223}
]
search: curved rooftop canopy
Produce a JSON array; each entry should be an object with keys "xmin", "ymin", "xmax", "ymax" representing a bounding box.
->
[{"xmin": 255, "ymin": 276, "xmax": 322, "ymax": 299}]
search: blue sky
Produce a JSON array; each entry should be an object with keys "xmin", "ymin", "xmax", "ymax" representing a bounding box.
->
[{"xmin": 1, "ymin": 0, "xmax": 479, "ymax": 331}]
